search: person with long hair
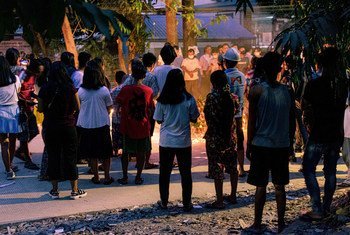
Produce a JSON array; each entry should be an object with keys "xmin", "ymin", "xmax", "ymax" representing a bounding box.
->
[
  {"xmin": 204, "ymin": 70, "xmax": 239, "ymax": 209},
  {"xmin": 77, "ymin": 60, "xmax": 114, "ymax": 185},
  {"xmin": 301, "ymin": 47, "xmax": 348, "ymax": 220},
  {"xmin": 0, "ymin": 56, "xmax": 22, "ymax": 179},
  {"xmin": 38, "ymin": 61, "xmax": 86, "ymax": 199},
  {"xmin": 154, "ymin": 68, "xmax": 200, "ymax": 212}
]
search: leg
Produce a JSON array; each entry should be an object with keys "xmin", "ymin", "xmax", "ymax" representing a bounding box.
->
[
  {"xmin": 61, "ymin": 127, "xmax": 79, "ymax": 182},
  {"xmin": 8, "ymin": 134, "xmax": 16, "ymax": 167},
  {"xmin": 236, "ymin": 118, "xmax": 245, "ymax": 175},
  {"xmin": 322, "ymin": 143, "xmax": 340, "ymax": 213},
  {"xmin": 214, "ymin": 179, "xmax": 224, "ymax": 207},
  {"xmin": 253, "ymin": 186, "xmax": 267, "ymax": 229},
  {"xmin": 135, "ymin": 152, "xmax": 146, "ymax": 180},
  {"xmin": 159, "ymin": 146, "xmax": 175, "ymax": 205},
  {"xmin": 275, "ymin": 184, "xmax": 286, "ymax": 233},
  {"xmin": 302, "ymin": 142, "xmax": 323, "ymax": 214},
  {"xmin": 90, "ymin": 158, "xmax": 99, "ymax": 181},
  {"xmin": 51, "ymin": 180, "xmax": 59, "ymax": 191},
  {"xmin": 176, "ymin": 147, "xmax": 193, "ymax": 207},
  {"xmin": 120, "ymin": 152, "xmax": 129, "ymax": 179},
  {"xmin": 0, "ymin": 134, "xmax": 11, "ymax": 172},
  {"xmin": 103, "ymin": 158, "xmax": 111, "ymax": 180},
  {"xmin": 229, "ymin": 169, "xmax": 238, "ymax": 202},
  {"xmin": 70, "ymin": 180, "xmax": 78, "ymax": 192}
]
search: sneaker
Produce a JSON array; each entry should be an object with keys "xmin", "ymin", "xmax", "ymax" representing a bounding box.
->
[
  {"xmin": 24, "ymin": 161, "xmax": 40, "ymax": 170},
  {"xmin": 70, "ymin": 189, "xmax": 87, "ymax": 199},
  {"xmin": 49, "ymin": 190, "xmax": 59, "ymax": 199},
  {"xmin": 6, "ymin": 171, "xmax": 15, "ymax": 180}
]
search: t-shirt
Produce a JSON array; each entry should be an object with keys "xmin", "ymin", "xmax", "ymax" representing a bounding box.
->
[
  {"xmin": 38, "ymin": 82, "xmax": 77, "ymax": 128},
  {"xmin": 154, "ymin": 65, "xmax": 176, "ymax": 93},
  {"xmin": 303, "ymin": 76, "xmax": 347, "ymax": 144},
  {"xmin": 199, "ymin": 54, "xmax": 212, "ymax": 71},
  {"xmin": 153, "ymin": 95, "xmax": 200, "ymax": 148},
  {"xmin": 0, "ymin": 76, "xmax": 20, "ymax": 106},
  {"xmin": 251, "ymin": 81, "xmax": 292, "ymax": 148},
  {"xmin": 77, "ymin": 86, "xmax": 113, "ymax": 129},
  {"xmin": 116, "ymin": 84, "xmax": 154, "ymax": 139},
  {"xmin": 172, "ymin": 56, "xmax": 183, "ymax": 68},
  {"xmin": 225, "ymin": 68, "xmax": 246, "ymax": 118},
  {"xmin": 181, "ymin": 58, "xmax": 201, "ymax": 81},
  {"xmin": 71, "ymin": 70, "xmax": 84, "ymax": 89}
]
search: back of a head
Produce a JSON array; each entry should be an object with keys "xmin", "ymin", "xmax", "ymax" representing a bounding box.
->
[
  {"xmin": 160, "ymin": 44, "xmax": 176, "ymax": 65},
  {"xmin": 81, "ymin": 60, "xmax": 104, "ymax": 90},
  {"xmin": 78, "ymin": 52, "xmax": 91, "ymax": 69},
  {"xmin": 61, "ymin": 52, "xmax": 75, "ymax": 67},
  {"xmin": 210, "ymin": 70, "xmax": 228, "ymax": 90},
  {"xmin": 0, "ymin": 56, "xmax": 16, "ymax": 87},
  {"xmin": 115, "ymin": 70, "xmax": 126, "ymax": 84},
  {"xmin": 262, "ymin": 51, "xmax": 282, "ymax": 81},
  {"xmin": 142, "ymin": 52, "xmax": 157, "ymax": 68},
  {"xmin": 158, "ymin": 68, "xmax": 186, "ymax": 105},
  {"xmin": 49, "ymin": 61, "xmax": 71, "ymax": 85},
  {"xmin": 131, "ymin": 59, "xmax": 147, "ymax": 80},
  {"xmin": 224, "ymin": 48, "xmax": 240, "ymax": 68},
  {"xmin": 5, "ymin": 48, "xmax": 20, "ymax": 66}
]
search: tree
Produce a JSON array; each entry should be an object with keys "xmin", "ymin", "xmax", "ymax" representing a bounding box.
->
[{"xmin": 165, "ymin": 0, "xmax": 179, "ymax": 45}]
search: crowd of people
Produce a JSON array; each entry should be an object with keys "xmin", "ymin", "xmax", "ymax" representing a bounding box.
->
[{"xmin": 0, "ymin": 42, "xmax": 349, "ymax": 233}]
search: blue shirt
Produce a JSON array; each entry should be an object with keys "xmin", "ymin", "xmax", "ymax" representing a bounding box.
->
[{"xmin": 225, "ymin": 68, "xmax": 246, "ymax": 118}]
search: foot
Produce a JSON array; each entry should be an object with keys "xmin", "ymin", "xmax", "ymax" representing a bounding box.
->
[
  {"xmin": 157, "ymin": 200, "xmax": 168, "ymax": 209},
  {"xmin": 70, "ymin": 189, "xmax": 87, "ymax": 199},
  {"xmin": 223, "ymin": 195, "xmax": 237, "ymax": 204},
  {"xmin": 49, "ymin": 189, "xmax": 59, "ymax": 199},
  {"xmin": 6, "ymin": 170, "xmax": 16, "ymax": 180},
  {"xmin": 205, "ymin": 201, "xmax": 225, "ymax": 210},
  {"xmin": 91, "ymin": 176, "xmax": 101, "ymax": 184},
  {"xmin": 11, "ymin": 165, "xmax": 19, "ymax": 172},
  {"xmin": 300, "ymin": 211, "xmax": 323, "ymax": 221},
  {"xmin": 103, "ymin": 177, "xmax": 115, "ymax": 185},
  {"xmin": 244, "ymin": 224, "xmax": 266, "ymax": 234},
  {"xmin": 135, "ymin": 177, "xmax": 144, "ymax": 185},
  {"xmin": 24, "ymin": 161, "xmax": 40, "ymax": 170},
  {"xmin": 144, "ymin": 163, "xmax": 158, "ymax": 169},
  {"xmin": 117, "ymin": 177, "xmax": 128, "ymax": 185},
  {"xmin": 183, "ymin": 204, "xmax": 193, "ymax": 212}
]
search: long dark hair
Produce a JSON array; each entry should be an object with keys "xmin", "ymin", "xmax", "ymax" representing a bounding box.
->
[
  {"xmin": 157, "ymin": 69, "xmax": 191, "ymax": 105},
  {"xmin": 81, "ymin": 60, "xmax": 104, "ymax": 90},
  {"xmin": 48, "ymin": 61, "xmax": 72, "ymax": 87},
  {"xmin": 0, "ymin": 56, "xmax": 16, "ymax": 87}
]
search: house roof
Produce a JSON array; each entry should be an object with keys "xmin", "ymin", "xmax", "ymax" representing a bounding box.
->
[{"xmin": 145, "ymin": 14, "xmax": 256, "ymax": 41}]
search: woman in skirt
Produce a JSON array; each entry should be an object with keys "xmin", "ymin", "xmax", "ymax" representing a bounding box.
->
[
  {"xmin": 77, "ymin": 60, "xmax": 114, "ymax": 185},
  {"xmin": 38, "ymin": 61, "xmax": 86, "ymax": 199},
  {"xmin": 0, "ymin": 56, "xmax": 22, "ymax": 180}
]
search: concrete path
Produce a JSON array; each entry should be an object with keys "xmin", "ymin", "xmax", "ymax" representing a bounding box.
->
[{"xmin": 0, "ymin": 125, "xmax": 348, "ymax": 225}]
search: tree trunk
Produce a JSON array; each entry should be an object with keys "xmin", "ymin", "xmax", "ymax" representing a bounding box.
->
[
  {"xmin": 166, "ymin": 0, "xmax": 178, "ymax": 45},
  {"xmin": 182, "ymin": 0, "xmax": 196, "ymax": 57},
  {"xmin": 117, "ymin": 37, "xmax": 127, "ymax": 73},
  {"xmin": 61, "ymin": 14, "xmax": 78, "ymax": 68}
]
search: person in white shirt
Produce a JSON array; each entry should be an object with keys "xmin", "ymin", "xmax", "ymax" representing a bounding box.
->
[
  {"xmin": 71, "ymin": 52, "xmax": 91, "ymax": 89},
  {"xmin": 154, "ymin": 44, "xmax": 177, "ymax": 93},
  {"xmin": 199, "ymin": 45, "xmax": 213, "ymax": 97},
  {"xmin": 181, "ymin": 49, "xmax": 201, "ymax": 99},
  {"xmin": 77, "ymin": 60, "xmax": 114, "ymax": 185}
]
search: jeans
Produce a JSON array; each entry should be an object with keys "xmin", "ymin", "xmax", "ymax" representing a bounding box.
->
[
  {"xmin": 302, "ymin": 141, "xmax": 340, "ymax": 213},
  {"xmin": 159, "ymin": 146, "xmax": 192, "ymax": 206}
]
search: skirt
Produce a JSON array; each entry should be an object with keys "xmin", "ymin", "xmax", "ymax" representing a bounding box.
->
[
  {"xmin": 79, "ymin": 125, "xmax": 113, "ymax": 159},
  {"xmin": 0, "ymin": 104, "xmax": 21, "ymax": 134}
]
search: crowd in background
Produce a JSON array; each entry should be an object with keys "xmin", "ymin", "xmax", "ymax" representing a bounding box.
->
[{"xmin": 0, "ymin": 42, "xmax": 349, "ymax": 233}]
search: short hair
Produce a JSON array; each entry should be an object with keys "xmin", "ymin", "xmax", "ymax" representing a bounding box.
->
[
  {"xmin": 142, "ymin": 52, "xmax": 157, "ymax": 68},
  {"xmin": 78, "ymin": 52, "xmax": 91, "ymax": 69},
  {"xmin": 262, "ymin": 52, "xmax": 282, "ymax": 81},
  {"xmin": 81, "ymin": 60, "xmax": 104, "ymax": 90},
  {"xmin": 204, "ymin": 45, "xmax": 212, "ymax": 52},
  {"xmin": 210, "ymin": 70, "xmax": 228, "ymax": 90},
  {"xmin": 115, "ymin": 70, "xmax": 126, "ymax": 84},
  {"xmin": 160, "ymin": 44, "xmax": 177, "ymax": 65},
  {"xmin": 131, "ymin": 59, "xmax": 147, "ymax": 80},
  {"xmin": 5, "ymin": 48, "xmax": 20, "ymax": 66},
  {"xmin": 61, "ymin": 52, "xmax": 75, "ymax": 67}
]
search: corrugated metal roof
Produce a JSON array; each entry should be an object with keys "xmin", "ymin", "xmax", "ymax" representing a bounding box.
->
[{"xmin": 145, "ymin": 14, "xmax": 256, "ymax": 40}]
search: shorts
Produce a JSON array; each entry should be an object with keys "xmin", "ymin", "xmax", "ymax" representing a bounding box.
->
[
  {"xmin": 247, "ymin": 145, "xmax": 289, "ymax": 187},
  {"xmin": 123, "ymin": 135, "xmax": 151, "ymax": 154},
  {"xmin": 206, "ymin": 139, "xmax": 237, "ymax": 180},
  {"xmin": 235, "ymin": 117, "xmax": 244, "ymax": 150}
]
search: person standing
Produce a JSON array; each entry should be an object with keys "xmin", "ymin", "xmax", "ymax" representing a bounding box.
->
[
  {"xmin": 204, "ymin": 70, "xmax": 239, "ymax": 209},
  {"xmin": 154, "ymin": 68, "xmax": 200, "ymax": 212},
  {"xmin": 199, "ymin": 45, "xmax": 213, "ymax": 97},
  {"xmin": 0, "ymin": 56, "xmax": 22, "ymax": 180},
  {"xmin": 116, "ymin": 59, "xmax": 154, "ymax": 185},
  {"xmin": 181, "ymin": 49, "xmax": 201, "ymax": 99},
  {"xmin": 77, "ymin": 60, "xmax": 114, "ymax": 185},
  {"xmin": 71, "ymin": 52, "xmax": 91, "ymax": 89},
  {"xmin": 172, "ymin": 45, "xmax": 184, "ymax": 68},
  {"xmin": 154, "ymin": 44, "xmax": 177, "ymax": 93},
  {"xmin": 301, "ymin": 47, "xmax": 348, "ymax": 220},
  {"xmin": 38, "ymin": 61, "xmax": 86, "ymax": 199},
  {"xmin": 246, "ymin": 52, "xmax": 295, "ymax": 233},
  {"xmin": 224, "ymin": 48, "xmax": 247, "ymax": 177}
]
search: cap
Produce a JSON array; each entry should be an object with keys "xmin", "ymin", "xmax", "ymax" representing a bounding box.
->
[{"xmin": 223, "ymin": 48, "xmax": 241, "ymax": 62}]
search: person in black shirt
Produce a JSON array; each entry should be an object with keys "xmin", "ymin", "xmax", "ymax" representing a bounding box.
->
[{"xmin": 301, "ymin": 47, "xmax": 348, "ymax": 220}]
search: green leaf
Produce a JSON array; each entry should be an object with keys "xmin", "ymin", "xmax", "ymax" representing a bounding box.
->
[{"xmin": 81, "ymin": 2, "xmax": 111, "ymax": 39}]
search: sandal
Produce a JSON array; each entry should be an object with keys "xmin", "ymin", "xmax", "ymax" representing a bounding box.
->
[
  {"xmin": 300, "ymin": 211, "xmax": 323, "ymax": 221},
  {"xmin": 103, "ymin": 177, "xmax": 115, "ymax": 185},
  {"xmin": 205, "ymin": 201, "xmax": 225, "ymax": 210},
  {"xmin": 223, "ymin": 195, "xmax": 237, "ymax": 204},
  {"xmin": 135, "ymin": 177, "xmax": 144, "ymax": 185},
  {"xmin": 91, "ymin": 177, "xmax": 100, "ymax": 184},
  {"xmin": 117, "ymin": 177, "xmax": 128, "ymax": 185}
]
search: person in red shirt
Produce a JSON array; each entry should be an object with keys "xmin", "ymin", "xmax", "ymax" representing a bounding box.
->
[{"xmin": 116, "ymin": 59, "xmax": 154, "ymax": 185}]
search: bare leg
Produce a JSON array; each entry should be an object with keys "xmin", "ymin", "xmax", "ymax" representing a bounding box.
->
[
  {"xmin": 121, "ymin": 152, "xmax": 129, "ymax": 179},
  {"xmin": 214, "ymin": 179, "xmax": 224, "ymax": 207},
  {"xmin": 230, "ymin": 170, "xmax": 238, "ymax": 202},
  {"xmin": 275, "ymin": 184, "xmax": 286, "ymax": 233},
  {"xmin": 136, "ymin": 152, "xmax": 146, "ymax": 179},
  {"xmin": 9, "ymin": 134, "xmax": 16, "ymax": 167},
  {"xmin": 237, "ymin": 150, "xmax": 245, "ymax": 175},
  {"xmin": 90, "ymin": 158, "xmax": 99, "ymax": 180},
  {"xmin": 51, "ymin": 180, "xmax": 59, "ymax": 192},
  {"xmin": 1, "ymin": 139, "xmax": 11, "ymax": 172},
  {"xmin": 70, "ymin": 180, "xmax": 78, "ymax": 192},
  {"xmin": 103, "ymin": 158, "xmax": 111, "ymax": 180},
  {"xmin": 253, "ymin": 186, "xmax": 267, "ymax": 229}
]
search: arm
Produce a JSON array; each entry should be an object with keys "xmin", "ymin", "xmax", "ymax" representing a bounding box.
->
[
  {"xmin": 75, "ymin": 92, "xmax": 80, "ymax": 111},
  {"xmin": 37, "ymin": 98, "xmax": 44, "ymax": 113},
  {"xmin": 247, "ymin": 85, "xmax": 262, "ymax": 159}
]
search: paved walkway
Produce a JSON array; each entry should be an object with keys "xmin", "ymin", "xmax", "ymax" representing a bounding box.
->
[{"xmin": 0, "ymin": 125, "xmax": 348, "ymax": 225}]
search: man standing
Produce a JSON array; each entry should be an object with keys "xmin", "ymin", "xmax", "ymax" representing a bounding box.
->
[
  {"xmin": 224, "ymin": 48, "xmax": 247, "ymax": 177},
  {"xmin": 246, "ymin": 52, "xmax": 295, "ymax": 233},
  {"xmin": 154, "ymin": 44, "xmax": 177, "ymax": 93},
  {"xmin": 301, "ymin": 47, "xmax": 348, "ymax": 220},
  {"xmin": 181, "ymin": 48, "xmax": 201, "ymax": 99},
  {"xmin": 199, "ymin": 45, "xmax": 213, "ymax": 97},
  {"xmin": 71, "ymin": 52, "xmax": 91, "ymax": 89}
]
